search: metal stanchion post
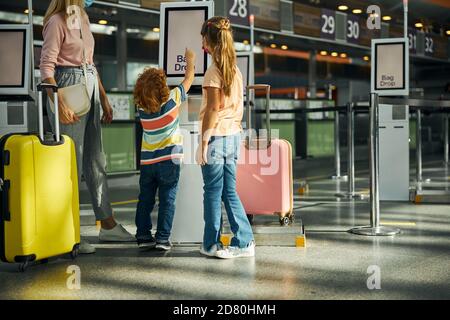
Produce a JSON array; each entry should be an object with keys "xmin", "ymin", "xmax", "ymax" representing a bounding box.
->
[
  {"xmin": 348, "ymin": 102, "xmax": 355, "ymax": 195},
  {"xmin": 416, "ymin": 108, "xmax": 423, "ymax": 185},
  {"xmin": 349, "ymin": 93, "xmax": 400, "ymax": 236},
  {"xmin": 347, "ymin": 102, "xmax": 364, "ymax": 199},
  {"xmin": 444, "ymin": 113, "xmax": 449, "ymax": 165},
  {"xmin": 331, "ymin": 85, "xmax": 347, "ymax": 180},
  {"xmin": 336, "ymin": 102, "xmax": 363, "ymax": 199}
]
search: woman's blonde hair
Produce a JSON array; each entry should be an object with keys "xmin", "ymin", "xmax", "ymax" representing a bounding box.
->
[
  {"xmin": 201, "ymin": 16, "xmax": 236, "ymax": 97},
  {"xmin": 43, "ymin": 0, "xmax": 86, "ymax": 25}
]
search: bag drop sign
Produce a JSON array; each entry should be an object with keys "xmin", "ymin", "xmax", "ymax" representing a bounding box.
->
[
  {"xmin": 375, "ymin": 43, "xmax": 404, "ymax": 90},
  {"xmin": 166, "ymin": 9, "xmax": 205, "ymax": 76},
  {"xmin": 371, "ymin": 38, "xmax": 408, "ymax": 96}
]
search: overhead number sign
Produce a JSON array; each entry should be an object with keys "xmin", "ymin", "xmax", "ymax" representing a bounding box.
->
[
  {"xmin": 408, "ymin": 28, "xmax": 417, "ymax": 54},
  {"xmin": 227, "ymin": 0, "xmax": 249, "ymax": 26},
  {"xmin": 346, "ymin": 14, "xmax": 360, "ymax": 44},
  {"xmin": 320, "ymin": 8, "xmax": 335, "ymax": 40},
  {"xmin": 424, "ymin": 34, "xmax": 434, "ymax": 56}
]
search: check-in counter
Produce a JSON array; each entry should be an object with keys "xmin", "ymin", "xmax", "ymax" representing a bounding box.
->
[
  {"xmin": 254, "ymin": 98, "xmax": 335, "ymax": 159},
  {"xmin": 101, "ymin": 92, "xmax": 138, "ymax": 174}
]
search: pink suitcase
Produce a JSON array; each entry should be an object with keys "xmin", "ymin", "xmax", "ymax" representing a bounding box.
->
[{"xmin": 236, "ymin": 85, "xmax": 294, "ymax": 226}]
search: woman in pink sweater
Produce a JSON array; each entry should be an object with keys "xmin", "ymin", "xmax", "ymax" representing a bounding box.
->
[{"xmin": 41, "ymin": 0, "xmax": 134, "ymax": 253}]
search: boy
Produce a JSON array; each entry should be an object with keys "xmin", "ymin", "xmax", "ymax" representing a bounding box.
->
[{"xmin": 133, "ymin": 48, "xmax": 195, "ymax": 250}]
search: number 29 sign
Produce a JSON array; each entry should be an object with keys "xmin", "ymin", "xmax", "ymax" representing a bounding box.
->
[{"xmin": 320, "ymin": 8, "xmax": 335, "ymax": 40}]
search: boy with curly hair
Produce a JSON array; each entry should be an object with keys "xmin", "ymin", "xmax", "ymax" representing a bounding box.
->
[{"xmin": 133, "ymin": 49, "xmax": 195, "ymax": 251}]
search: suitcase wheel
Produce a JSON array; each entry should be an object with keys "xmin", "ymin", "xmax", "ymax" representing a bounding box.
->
[
  {"xmin": 70, "ymin": 244, "xmax": 80, "ymax": 260},
  {"xmin": 279, "ymin": 216, "xmax": 291, "ymax": 227},
  {"xmin": 289, "ymin": 212, "xmax": 295, "ymax": 224},
  {"xmin": 18, "ymin": 260, "xmax": 30, "ymax": 273}
]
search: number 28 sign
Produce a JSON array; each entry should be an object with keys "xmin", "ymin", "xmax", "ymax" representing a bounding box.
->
[{"xmin": 227, "ymin": 0, "xmax": 250, "ymax": 26}]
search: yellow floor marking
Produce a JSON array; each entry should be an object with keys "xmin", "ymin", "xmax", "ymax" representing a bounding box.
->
[
  {"xmin": 111, "ymin": 200, "xmax": 139, "ymax": 206},
  {"xmin": 415, "ymin": 195, "xmax": 423, "ymax": 203},
  {"xmin": 298, "ymin": 186, "xmax": 309, "ymax": 195},
  {"xmin": 381, "ymin": 221, "xmax": 416, "ymax": 226},
  {"xmin": 296, "ymin": 235, "xmax": 306, "ymax": 247},
  {"xmin": 220, "ymin": 235, "xmax": 231, "ymax": 246}
]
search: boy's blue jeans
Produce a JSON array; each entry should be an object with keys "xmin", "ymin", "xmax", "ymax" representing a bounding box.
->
[
  {"xmin": 135, "ymin": 161, "xmax": 180, "ymax": 242},
  {"xmin": 201, "ymin": 134, "xmax": 254, "ymax": 250}
]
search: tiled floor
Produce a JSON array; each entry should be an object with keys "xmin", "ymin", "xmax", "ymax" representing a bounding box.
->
[{"xmin": 1, "ymin": 157, "xmax": 449, "ymax": 300}]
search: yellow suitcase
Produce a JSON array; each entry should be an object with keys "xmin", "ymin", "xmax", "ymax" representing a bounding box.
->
[{"xmin": 0, "ymin": 84, "xmax": 80, "ymax": 272}]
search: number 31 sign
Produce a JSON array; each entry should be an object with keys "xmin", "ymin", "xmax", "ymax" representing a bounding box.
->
[{"xmin": 227, "ymin": 0, "xmax": 250, "ymax": 26}]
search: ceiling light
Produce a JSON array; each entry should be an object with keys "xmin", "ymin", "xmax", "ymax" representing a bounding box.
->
[
  {"xmin": 338, "ymin": 5, "xmax": 348, "ymax": 11},
  {"xmin": 363, "ymin": 56, "xmax": 370, "ymax": 61},
  {"xmin": 243, "ymin": 40, "xmax": 249, "ymax": 45},
  {"xmin": 446, "ymin": 30, "xmax": 450, "ymax": 36},
  {"xmin": 153, "ymin": 27, "xmax": 160, "ymax": 33},
  {"xmin": 281, "ymin": 45, "xmax": 288, "ymax": 50},
  {"xmin": 352, "ymin": 9, "xmax": 362, "ymax": 14},
  {"xmin": 98, "ymin": 19, "xmax": 108, "ymax": 25},
  {"xmin": 415, "ymin": 22, "xmax": 423, "ymax": 28},
  {"xmin": 382, "ymin": 16, "xmax": 392, "ymax": 21},
  {"xmin": 340, "ymin": 53, "xmax": 347, "ymax": 58},
  {"xmin": 270, "ymin": 44, "xmax": 277, "ymax": 48},
  {"xmin": 331, "ymin": 52, "xmax": 338, "ymax": 57},
  {"xmin": 320, "ymin": 50, "xmax": 327, "ymax": 56}
]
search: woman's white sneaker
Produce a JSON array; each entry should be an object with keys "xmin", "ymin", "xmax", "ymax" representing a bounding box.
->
[
  {"xmin": 99, "ymin": 224, "xmax": 135, "ymax": 242},
  {"xmin": 215, "ymin": 241, "xmax": 255, "ymax": 259},
  {"xmin": 79, "ymin": 240, "xmax": 96, "ymax": 254},
  {"xmin": 200, "ymin": 243, "xmax": 224, "ymax": 257}
]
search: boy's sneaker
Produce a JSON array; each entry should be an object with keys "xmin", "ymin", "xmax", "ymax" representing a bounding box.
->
[
  {"xmin": 137, "ymin": 237, "xmax": 156, "ymax": 250},
  {"xmin": 155, "ymin": 240, "xmax": 172, "ymax": 251},
  {"xmin": 200, "ymin": 243, "xmax": 224, "ymax": 257},
  {"xmin": 215, "ymin": 241, "xmax": 255, "ymax": 259}
]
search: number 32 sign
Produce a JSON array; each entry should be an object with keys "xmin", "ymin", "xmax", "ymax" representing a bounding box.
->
[{"xmin": 227, "ymin": 0, "xmax": 250, "ymax": 26}]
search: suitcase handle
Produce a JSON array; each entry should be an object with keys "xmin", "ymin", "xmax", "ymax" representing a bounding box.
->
[
  {"xmin": 0, "ymin": 179, "xmax": 10, "ymax": 221},
  {"xmin": 37, "ymin": 83, "xmax": 60, "ymax": 143},
  {"xmin": 246, "ymin": 84, "xmax": 271, "ymax": 147}
]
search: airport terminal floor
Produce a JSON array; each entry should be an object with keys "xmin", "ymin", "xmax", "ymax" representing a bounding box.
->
[
  {"xmin": 1, "ymin": 155, "xmax": 449, "ymax": 300},
  {"xmin": 1, "ymin": 0, "xmax": 450, "ymax": 306}
]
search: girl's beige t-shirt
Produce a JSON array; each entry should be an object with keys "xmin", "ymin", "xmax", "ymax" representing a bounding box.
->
[{"xmin": 199, "ymin": 64, "xmax": 244, "ymax": 136}]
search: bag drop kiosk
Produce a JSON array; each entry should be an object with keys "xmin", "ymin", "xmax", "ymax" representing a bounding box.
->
[
  {"xmin": 0, "ymin": 3, "xmax": 37, "ymax": 137},
  {"xmin": 350, "ymin": 36, "xmax": 409, "ymax": 236},
  {"xmin": 236, "ymin": 51, "xmax": 255, "ymax": 131},
  {"xmin": 158, "ymin": 1, "xmax": 214, "ymax": 243}
]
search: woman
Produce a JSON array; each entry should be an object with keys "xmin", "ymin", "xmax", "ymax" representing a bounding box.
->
[
  {"xmin": 40, "ymin": 0, "xmax": 134, "ymax": 254},
  {"xmin": 197, "ymin": 17, "xmax": 255, "ymax": 259}
]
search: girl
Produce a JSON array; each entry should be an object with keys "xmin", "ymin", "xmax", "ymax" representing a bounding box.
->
[{"xmin": 197, "ymin": 17, "xmax": 255, "ymax": 259}]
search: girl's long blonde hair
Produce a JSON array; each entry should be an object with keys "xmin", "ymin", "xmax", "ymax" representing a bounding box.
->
[
  {"xmin": 43, "ymin": 0, "xmax": 85, "ymax": 26},
  {"xmin": 201, "ymin": 16, "xmax": 236, "ymax": 97}
]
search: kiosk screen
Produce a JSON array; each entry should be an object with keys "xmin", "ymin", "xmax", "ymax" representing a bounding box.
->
[
  {"xmin": 0, "ymin": 30, "xmax": 26, "ymax": 87},
  {"xmin": 164, "ymin": 8, "xmax": 207, "ymax": 77}
]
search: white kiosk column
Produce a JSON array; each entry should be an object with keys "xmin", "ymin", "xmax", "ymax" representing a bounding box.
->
[{"xmin": 158, "ymin": 1, "xmax": 214, "ymax": 243}]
